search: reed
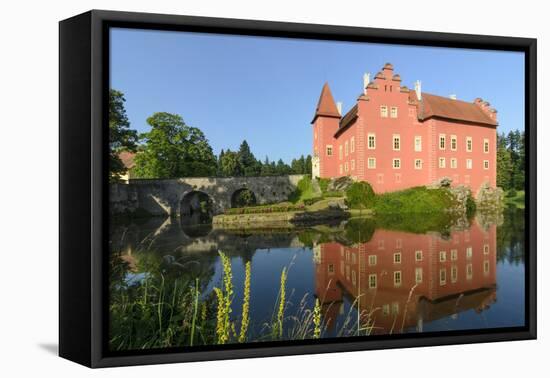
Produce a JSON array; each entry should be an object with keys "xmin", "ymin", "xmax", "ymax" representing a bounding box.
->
[
  {"xmin": 239, "ymin": 261, "xmax": 251, "ymax": 343},
  {"xmin": 313, "ymin": 299, "xmax": 321, "ymax": 339},
  {"xmin": 276, "ymin": 267, "xmax": 287, "ymax": 338}
]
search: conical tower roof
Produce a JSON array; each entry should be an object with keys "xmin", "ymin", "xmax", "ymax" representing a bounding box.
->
[{"xmin": 312, "ymin": 83, "xmax": 341, "ymax": 123}]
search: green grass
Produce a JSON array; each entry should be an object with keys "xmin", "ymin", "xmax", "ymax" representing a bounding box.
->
[
  {"xmin": 288, "ymin": 175, "xmax": 319, "ymax": 203},
  {"xmin": 374, "ymin": 186, "xmax": 457, "ymax": 214}
]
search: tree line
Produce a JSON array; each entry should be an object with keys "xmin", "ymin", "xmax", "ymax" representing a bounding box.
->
[
  {"xmin": 496, "ymin": 130, "xmax": 525, "ymax": 191},
  {"xmin": 109, "ymin": 89, "xmax": 311, "ymax": 181}
]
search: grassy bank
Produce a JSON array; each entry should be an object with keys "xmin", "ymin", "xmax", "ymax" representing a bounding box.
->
[{"xmin": 373, "ymin": 186, "xmax": 457, "ymax": 214}]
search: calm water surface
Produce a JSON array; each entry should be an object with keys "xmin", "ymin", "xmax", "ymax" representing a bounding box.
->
[{"xmin": 109, "ymin": 208, "xmax": 525, "ymax": 349}]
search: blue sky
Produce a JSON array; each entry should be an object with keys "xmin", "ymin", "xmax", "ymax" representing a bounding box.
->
[{"xmin": 110, "ymin": 28, "xmax": 524, "ymax": 163}]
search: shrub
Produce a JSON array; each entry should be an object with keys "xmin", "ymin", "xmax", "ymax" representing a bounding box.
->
[
  {"xmin": 316, "ymin": 177, "xmax": 330, "ymax": 193},
  {"xmin": 345, "ymin": 182, "xmax": 375, "ymax": 209},
  {"xmin": 303, "ymin": 197, "xmax": 323, "ymax": 206},
  {"xmin": 288, "ymin": 175, "xmax": 316, "ymax": 203},
  {"xmin": 374, "ymin": 186, "xmax": 455, "ymax": 214}
]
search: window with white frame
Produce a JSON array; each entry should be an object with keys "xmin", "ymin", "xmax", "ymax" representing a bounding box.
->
[
  {"xmin": 440, "ymin": 268, "xmax": 447, "ymax": 286},
  {"xmin": 380, "ymin": 105, "xmax": 388, "ymax": 118},
  {"xmin": 439, "ymin": 134, "xmax": 446, "ymax": 150},
  {"xmin": 414, "ymin": 136, "xmax": 422, "ymax": 152},
  {"xmin": 393, "ymin": 158, "xmax": 401, "ymax": 169},
  {"xmin": 415, "ymin": 250, "xmax": 423, "ymax": 262},
  {"xmin": 484, "ymin": 138, "xmax": 490, "ymax": 153},
  {"xmin": 326, "ymin": 145, "xmax": 333, "ymax": 156},
  {"xmin": 339, "ymin": 164, "xmax": 343, "ymax": 174},
  {"xmin": 368, "ymin": 133, "xmax": 376, "ymax": 149},
  {"xmin": 466, "ymin": 263, "xmax": 473, "ymax": 280},
  {"xmin": 466, "ymin": 158, "xmax": 473, "ymax": 169},
  {"xmin": 466, "ymin": 246, "xmax": 473, "ymax": 259},
  {"xmin": 484, "ymin": 160, "xmax": 489, "ymax": 169},
  {"xmin": 344, "ymin": 162, "xmax": 349, "ymax": 172},
  {"xmin": 351, "ymin": 159, "xmax": 355, "ymax": 170},
  {"xmin": 394, "ymin": 271, "xmax": 402, "ymax": 287},
  {"xmin": 451, "ymin": 249, "xmax": 458, "ymax": 261},
  {"xmin": 439, "ymin": 251, "xmax": 447, "ymax": 262},
  {"xmin": 450, "ymin": 158, "xmax": 457, "ymax": 169},
  {"xmin": 484, "ymin": 244, "xmax": 490, "ymax": 255},
  {"xmin": 415, "ymin": 159, "xmax": 423, "ymax": 169},
  {"xmin": 390, "ymin": 106, "xmax": 398, "ymax": 118},
  {"xmin": 351, "ymin": 136, "xmax": 355, "ymax": 153},
  {"xmin": 339, "ymin": 145, "xmax": 343, "ymax": 159},
  {"xmin": 394, "ymin": 253, "xmax": 402, "ymax": 264},
  {"xmin": 368, "ymin": 157, "xmax": 376, "ymax": 169},
  {"xmin": 439, "ymin": 157, "xmax": 446, "ymax": 168},
  {"xmin": 451, "ymin": 266, "xmax": 458, "ymax": 282},
  {"xmin": 415, "ymin": 267, "xmax": 423, "ymax": 283},
  {"xmin": 451, "ymin": 135, "xmax": 457, "ymax": 151},
  {"xmin": 466, "ymin": 137, "xmax": 473, "ymax": 152},
  {"xmin": 368, "ymin": 255, "xmax": 377, "ymax": 266},
  {"xmin": 393, "ymin": 134, "xmax": 401, "ymax": 150},
  {"xmin": 345, "ymin": 141, "xmax": 349, "ymax": 156},
  {"xmin": 369, "ymin": 274, "xmax": 377, "ymax": 289}
]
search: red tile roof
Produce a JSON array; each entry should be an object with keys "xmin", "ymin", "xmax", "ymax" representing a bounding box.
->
[
  {"xmin": 311, "ymin": 83, "xmax": 341, "ymax": 123},
  {"xmin": 118, "ymin": 151, "xmax": 136, "ymax": 169},
  {"xmin": 334, "ymin": 104, "xmax": 358, "ymax": 138},
  {"xmin": 410, "ymin": 92, "xmax": 497, "ymax": 127}
]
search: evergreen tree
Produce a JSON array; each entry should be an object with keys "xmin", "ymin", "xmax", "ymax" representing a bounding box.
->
[
  {"xmin": 109, "ymin": 89, "xmax": 138, "ymax": 181},
  {"xmin": 305, "ymin": 154, "xmax": 312, "ymax": 175}
]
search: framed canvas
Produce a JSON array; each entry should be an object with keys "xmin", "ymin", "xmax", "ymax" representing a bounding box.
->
[{"xmin": 59, "ymin": 10, "xmax": 537, "ymax": 368}]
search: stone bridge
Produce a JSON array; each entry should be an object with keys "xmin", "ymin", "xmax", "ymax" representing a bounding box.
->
[{"xmin": 110, "ymin": 175, "xmax": 305, "ymax": 217}]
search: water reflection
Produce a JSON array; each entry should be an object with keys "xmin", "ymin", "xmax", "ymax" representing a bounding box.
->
[{"xmin": 109, "ymin": 208, "xmax": 524, "ymax": 350}]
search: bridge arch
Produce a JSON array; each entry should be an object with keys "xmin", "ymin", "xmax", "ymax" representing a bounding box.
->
[
  {"xmin": 180, "ymin": 190, "xmax": 214, "ymax": 225},
  {"xmin": 230, "ymin": 188, "xmax": 257, "ymax": 208}
]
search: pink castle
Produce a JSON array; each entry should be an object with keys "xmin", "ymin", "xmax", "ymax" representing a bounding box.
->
[{"xmin": 311, "ymin": 63, "xmax": 498, "ymax": 196}]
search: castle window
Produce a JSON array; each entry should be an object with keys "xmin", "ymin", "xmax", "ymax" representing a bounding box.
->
[
  {"xmin": 451, "ymin": 266, "xmax": 458, "ymax": 283},
  {"xmin": 451, "ymin": 135, "xmax": 457, "ymax": 151},
  {"xmin": 451, "ymin": 249, "xmax": 458, "ymax": 261},
  {"xmin": 451, "ymin": 158, "xmax": 457, "ymax": 169},
  {"xmin": 415, "ymin": 267, "xmax": 423, "ymax": 283},
  {"xmin": 439, "ymin": 157, "xmax": 446, "ymax": 168},
  {"xmin": 339, "ymin": 164, "xmax": 343, "ymax": 174},
  {"xmin": 368, "ymin": 133, "xmax": 376, "ymax": 149},
  {"xmin": 440, "ymin": 268, "xmax": 447, "ymax": 286},
  {"xmin": 369, "ymin": 274, "xmax": 377, "ymax": 289},
  {"xmin": 328, "ymin": 264, "xmax": 334, "ymax": 274},
  {"xmin": 351, "ymin": 159, "xmax": 355, "ymax": 170},
  {"xmin": 466, "ymin": 263, "xmax": 473, "ymax": 280},
  {"xmin": 393, "ymin": 135, "xmax": 401, "ymax": 151},
  {"xmin": 484, "ymin": 261, "xmax": 490, "ymax": 275},
  {"xmin": 414, "ymin": 136, "xmax": 422, "ymax": 152},
  {"xmin": 368, "ymin": 157, "xmax": 376, "ymax": 169},
  {"xmin": 393, "ymin": 158, "xmax": 401, "ymax": 169},
  {"xmin": 484, "ymin": 244, "xmax": 490, "ymax": 255},
  {"xmin": 484, "ymin": 160, "xmax": 489, "ymax": 169},
  {"xmin": 466, "ymin": 159, "xmax": 473, "ymax": 169},
  {"xmin": 394, "ymin": 253, "xmax": 402, "ymax": 264},
  {"xmin": 439, "ymin": 251, "xmax": 447, "ymax": 262},
  {"xmin": 484, "ymin": 138, "xmax": 490, "ymax": 153},
  {"xmin": 466, "ymin": 137, "xmax": 473, "ymax": 152},
  {"xmin": 415, "ymin": 250, "xmax": 423, "ymax": 262},
  {"xmin": 394, "ymin": 271, "xmax": 402, "ymax": 287},
  {"xmin": 380, "ymin": 105, "xmax": 388, "ymax": 118},
  {"xmin": 415, "ymin": 159, "xmax": 423, "ymax": 169},
  {"xmin": 345, "ymin": 141, "xmax": 349, "ymax": 156},
  {"xmin": 368, "ymin": 255, "xmax": 377, "ymax": 266},
  {"xmin": 390, "ymin": 106, "xmax": 398, "ymax": 118},
  {"xmin": 345, "ymin": 162, "xmax": 349, "ymax": 172},
  {"xmin": 326, "ymin": 145, "xmax": 333, "ymax": 156},
  {"xmin": 466, "ymin": 246, "xmax": 473, "ymax": 259},
  {"xmin": 350, "ymin": 136, "xmax": 355, "ymax": 153},
  {"xmin": 439, "ymin": 134, "xmax": 446, "ymax": 150}
]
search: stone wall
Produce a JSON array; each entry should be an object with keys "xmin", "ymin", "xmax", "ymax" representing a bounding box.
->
[{"xmin": 110, "ymin": 175, "xmax": 306, "ymax": 217}]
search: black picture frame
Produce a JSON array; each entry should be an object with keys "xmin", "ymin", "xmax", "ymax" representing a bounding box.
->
[{"xmin": 59, "ymin": 9, "xmax": 537, "ymax": 368}]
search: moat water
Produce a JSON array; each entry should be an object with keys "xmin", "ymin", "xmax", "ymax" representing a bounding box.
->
[{"xmin": 109, "ymin": 207, "xmax": 525, "ymax": 350}]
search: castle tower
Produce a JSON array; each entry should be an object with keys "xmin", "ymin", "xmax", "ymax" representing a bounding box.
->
[{"xmin": 311, "ymin": 83, "xmax": 341, "ymax": 178}]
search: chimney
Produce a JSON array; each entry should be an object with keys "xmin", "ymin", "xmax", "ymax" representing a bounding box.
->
[
  {"xmin": 363, "ymin": 73, "xmax": 370, "ymax": 95},
  {"xmin": 414, "ymin": 80, "xmax": 422, "ymax": 101},
  {"xmin": 449, "ymin": 94, "xmax": 457, "ymax": 100},
  {"xmin": 336, "ymin": 102, "xmax": 343, "ymax": 115}
]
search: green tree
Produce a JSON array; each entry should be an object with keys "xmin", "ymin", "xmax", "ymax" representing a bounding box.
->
[
  {"xmin": 275, "ymin": 159, "xmax": 291, "ymax": 175},
  {"xmin": 133, "ymin": 112, "xmax": 217, "ymax": 178},
  {"xmin": 109, "ymin": 89, "xmax": 138, "ymax": 182},
  {"xmin": 305, "ymin": 154, "xmax": 312, "ymax": 175},
  {"xmin": 238, "ymin": 140, "xmax": 260, "ymax": 176},
  {"xmin": 497, "ymin": 132, "xmax": 513, "ymax": 190},
  {"xmin": 219, "ymin": 150, "xmax": 241, "ymax": 176}
]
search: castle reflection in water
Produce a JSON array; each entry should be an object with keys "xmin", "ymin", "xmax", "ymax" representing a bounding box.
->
[{"xmin": 314, "ymin": 220, "xmax": 496, "ymax": 334}]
